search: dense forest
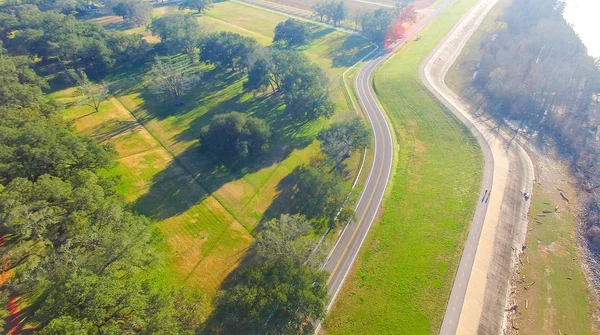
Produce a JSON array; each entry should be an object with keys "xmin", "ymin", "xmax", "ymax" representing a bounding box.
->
[{"xmin": 463, "ymin": 0, "xmax": 600, "ymax": 251}]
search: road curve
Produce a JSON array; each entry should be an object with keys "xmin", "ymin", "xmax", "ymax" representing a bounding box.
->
[
  {"xmin": 420, "ymin": 0, "xmax": 534, "ymax": 333},
  {"xmin": 321, "ymin": 0, "xmax": 457, "ymax": 315}
]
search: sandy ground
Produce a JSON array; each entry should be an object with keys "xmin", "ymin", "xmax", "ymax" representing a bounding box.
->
[{"xmin": 421, "ymin": 0, "xmax": 535, "ymax": 333}]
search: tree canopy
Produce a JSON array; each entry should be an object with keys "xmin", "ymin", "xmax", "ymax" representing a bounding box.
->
[
  {"xmin": 149, "ymin": 13, "xmax": 204, "ymax": 63},
  {"xmin": 178, "ymin": 0, "xmax": 212, "ymax": 14},
  {"xmin": 318, "ymin": 118, "xmax": 370, "ymax": 170},
  {"xmin": 312, "ymin": 1, "xmax": 346, "ymax": 26},
  {"xmin": 273, "ymin": 19, "xmax": 312, "ymax": 47},
  {"xmin": 255, "ymin": 214, "xmax": 316, "ymax": 265},
  {"xmin": 0, "ymin": 5, "xmax": 148, "ymax": 78},
  {"xmin": 0, "ymin": 4, "xmax": 205, "ymax": 331},
  {"xmin": 361, "ymin": 8, "xmax": 395, "ymax": 44},
  {"xmin": 148, "ymin": 56, "xmax": 200, "ymax": 106},
  {"xmin": 211, "ymin": 257, "xmax": 327, "ymax": 334},
  {"xmin": 200, "ymin": 112, "xmax": 271, "ymax": 163},
  {"xmin": 112, "ymin": 0, "xmax": 153, "ymax": 27},
  {"xmin": 199, "ymin": 31, "xmax": 258, "ymax": 71}
]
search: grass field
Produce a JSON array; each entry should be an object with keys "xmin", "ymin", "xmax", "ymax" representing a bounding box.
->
[
  {"xmin": 512, "ymin": 183, "xmax": 595, "ymax": 334},
  {"xmin": 55, "ymin": 1, "xmax": 372, "ymax": 304},
  {"xmin": 446, "ymin": 0, "xmax": 597, "ymax": 333},
  {"xmin": 323, "ymin": 0, "xmax": 484, "ymax": 333}
]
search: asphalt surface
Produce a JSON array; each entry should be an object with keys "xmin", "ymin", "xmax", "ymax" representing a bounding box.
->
[{"xmin": 321, "ymin": 0, "xmax": 457, "ymax": 313}]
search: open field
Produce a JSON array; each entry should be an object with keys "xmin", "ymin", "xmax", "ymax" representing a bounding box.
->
[
  {"xmin": 56, "ymin": 1, "xmax": 372, "ymax": 303},
  {"xmin": 323, "ymin": 0, "xmax": 484, "ymax": 333},
  {"xmin": 445, "ymin": 0, "xmax": 597, "ymax": 332}
]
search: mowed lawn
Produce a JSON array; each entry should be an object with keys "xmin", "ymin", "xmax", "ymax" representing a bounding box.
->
[
  {"xmin": 324, "ymin": 0, "xmax": 483, "ymax": 333},
  {"xmin": 56, "ymin": 1, "xmax": 372, "ymax": 302}
]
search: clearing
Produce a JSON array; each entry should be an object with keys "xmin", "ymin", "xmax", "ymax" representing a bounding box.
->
[
  {"xmin": 54, "ymin": 0, "xmax": 372, "ymax": 304},
  {"xmin": 323, "ymin": 0, "xmax": 484, "ymax": 333}
]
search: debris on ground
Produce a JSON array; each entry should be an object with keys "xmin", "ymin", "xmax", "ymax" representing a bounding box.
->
[{"xmin": 560, "ymin": 191, "xmax": 569, "ymax": 203}]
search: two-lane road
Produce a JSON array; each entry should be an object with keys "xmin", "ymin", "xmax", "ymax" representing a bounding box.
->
[{"xmin": 322, "ymin": 0, "xmax": 457, "ymax": 314}]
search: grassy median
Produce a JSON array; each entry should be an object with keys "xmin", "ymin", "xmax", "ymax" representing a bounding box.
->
[{"xmin": 323, "ymin": 0, "xmax": 484, "ymax": 333}]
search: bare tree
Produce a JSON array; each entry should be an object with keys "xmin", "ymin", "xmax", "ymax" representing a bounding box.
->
[
  {"xmin": 148, "ymin": 57, "xmax": 199, "ymax": 106},
  {"xmin": 76, "ymin": 80, "xmax": 109, "ymax": 113}
]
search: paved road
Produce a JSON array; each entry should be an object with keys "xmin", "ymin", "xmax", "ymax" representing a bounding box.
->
[
  {"xmin": 420, "ymin": 0, "xmax": 534, "ymax": 333},
  {"xmin": 322, "ymin": 0, "xmax": 457, "ymax": 314}
]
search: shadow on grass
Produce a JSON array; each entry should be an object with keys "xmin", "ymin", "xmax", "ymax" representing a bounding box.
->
[
  {"xmin": 103, "ymin": 20, "xmax": 136, "ymax": 31},
  {"xmin": 311, "ymin": 26, "xmax": 335, "ymax": 40},
  {"xmin": 132, "ymin": 83, "xmax": 318, "ymax": 222},
  {"xmin": 330, "ymin": 34, "xmax": 374, "ymax": 68}
]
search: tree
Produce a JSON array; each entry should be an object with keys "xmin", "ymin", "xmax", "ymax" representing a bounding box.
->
[
  {"xmin": 0, "ymin": 174, "xmax": 205, "ymax": 334},
  {"xmin": 212, "ymin": 258, "xmax": 327, "ymax": 334},
  {"xmin": 255, "ymin": 214, "xmax": 316, "ymax": 265},
  {"xmin": 38, "ymin": 0, "xmax": 89, "ymax": 14},
  {"xmin": 178, "ymin": 0, "xmax": 212, "ymax": 14},
  {"xmin": 148, "ymin": 57, "xmax": 199, "ymax": 106},
  {"xmin": 312, "ymin": 2, "xmax": 327, "ymax": 22},
  {"xmin": 0, "ymin": 116, "xmax": 113, "ymax": 184},
  {"xmin": 244, "ymin": 51, "xmax": 271, "ymax": 92},
  {"xmin": 281, "ymin": 59, "xmax": 335, "ymax": 120},
  {"xmin": 312, "ymin": 1, "xmax": 346, "ymax": 26},
  {"xmin": 199, "ymin": 31, "xmax": 258, "ymax": 71},
  {"xmin": 351, "ymin": 8, "xmax": 366, "ymax": 30},
  {"xmin": 199, "ymin": 112, "xmax": 270, "ymax": 163},
  {"xmin": 393, "ymin": 0, "xmax": 407, "ymax": 17},
  {"xmin": 317, "ymin": 118, "xmax": 370, "ymax": 170},
  {"xmin": 108, "ymin": 33, "xmax": 151, "ymax": 65},
  {"xmin": 273, "ymin": 19, "xmax": 311, "ymax": 47},
  {"xmin": 361, "ymin": 8, "xmax": 395, "ymax": 44},
  {"xmin": 113, "ymin": 0, "xmax": 153, "ymax": 27},
  {"xmin": 399, "ymin": 4, "xmax": 416, "ymax": 23},
  {"xmin": 149, "ymin": 13, "xmax": 204, "ymax": 63},
  {"xmin": 0, "ymin": 45, "xmax": 47, "ymax": 108},
  {"xmin": 76, "ymin": 79, "xmax": 109, "ymax": 113},
  {"xmin": 329, "ymin": 1, "xmax": 346, "ymax": 27},
  {"xmin": 284, "ymin": 165, "xmax": 352, "ymax": 227}
]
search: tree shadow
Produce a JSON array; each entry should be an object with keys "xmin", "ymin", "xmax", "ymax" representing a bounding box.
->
[
  {"xmin": 311, "ymin": 26, "xmax": 335, "ymax": 40},
  {"xmin": 261, "ymin": 162, "xmax": 328, "ymax": 226},
  {"xmin": 330, "ymin": 34, "xmax": 374, "ymax": 68},
  {"xmin": 103, "ymin": 20, "xmax": 135, "ymax": 31},
  {"xmin": 132, "ymin": 92, "xmax": 316, "ymax": 222},
  {"xmin": 141, "ymin": 67, "xmax": 243, "ymax": 121}
]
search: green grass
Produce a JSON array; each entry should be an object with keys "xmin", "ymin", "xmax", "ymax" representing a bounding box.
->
[
  {"xmin": 512, "ymin": 184, "xmax": 595, "ymax": 335},
  {"xmin": 55, "ymin": 0, "xmax": 372, "ymax": 306},
  {"xmin": 323, "ymin": 0, "xmax": 484, "ymax": 333}
]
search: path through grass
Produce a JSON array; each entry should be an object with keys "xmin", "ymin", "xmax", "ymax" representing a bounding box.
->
[{"xmin": 323, "ymin": 0, "xmax": 483, "ymax": 333}]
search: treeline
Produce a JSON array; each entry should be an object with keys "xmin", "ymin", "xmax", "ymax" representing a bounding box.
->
[
  {"xmin": 467, "ymin": 0, "xmax": 600, "ymax": 248},
  {"xmin": 0, "ymin": 4, "xmax": 149, "ymax": 80},
  {"xmin": 0, "ymin": 3, "xmax": 206, "ymax": 333},
  {"xmin": 311, "ymin": 0, "xmax": 416, "ymax": 44},
  {"xmin": 0, "ymin": 43, "xmax": 203, "ymax": 333}
]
